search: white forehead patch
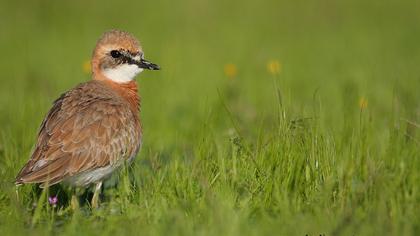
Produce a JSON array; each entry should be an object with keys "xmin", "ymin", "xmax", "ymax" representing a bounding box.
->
[{"xmin": 103, "ymin": 64, "xmax": 143, "ymax": 83}]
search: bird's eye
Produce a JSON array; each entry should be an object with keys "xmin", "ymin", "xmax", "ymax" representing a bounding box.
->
[{"xmin": 110, "ymin": 50, "xmax": 121, "ymax": 58}]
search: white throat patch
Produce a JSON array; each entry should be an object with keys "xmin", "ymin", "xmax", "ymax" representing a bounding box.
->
[{"xmin": 103, "ymin": 64, "xmax": 143, "ymax": 83}]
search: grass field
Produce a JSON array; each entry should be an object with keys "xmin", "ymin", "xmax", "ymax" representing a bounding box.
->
[{"xmin": 0, "ymin": 0, "xmax": 419, "ymax": 235}]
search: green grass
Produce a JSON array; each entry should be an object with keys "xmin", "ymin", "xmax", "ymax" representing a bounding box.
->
[{"xmin": 0, "ymin": 0, "xmax": 419, "ymax": 235}]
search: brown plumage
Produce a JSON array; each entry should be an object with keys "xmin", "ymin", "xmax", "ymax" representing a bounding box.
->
[{"xmin": 15, "ymin": 29, "xmax": 159, "ymax": 200}]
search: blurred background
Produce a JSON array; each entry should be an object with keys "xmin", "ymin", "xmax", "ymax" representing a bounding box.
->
[
  {"xmin": 1, "ymin": 0, "xmax": 419, "ymax": 148},
  {"xmin": 1, "ymin": 0, "xmax": 419, "ymax": 149}
]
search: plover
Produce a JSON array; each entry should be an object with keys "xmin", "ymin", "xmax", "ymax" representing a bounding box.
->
[{"xmin": 15, "ymin": 29, "xmax": 159, "ymax": 208}]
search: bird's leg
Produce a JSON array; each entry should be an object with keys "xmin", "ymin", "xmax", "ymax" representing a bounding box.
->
[
  {"xmin": 15, "ymin": 185, "xmax": 20, "ymax": 200},
  {"xmin": 91, "ymin": 182, "xmax": 102, "ymax": 209},
  {"xmin": 71, "ymin": 188, "xmax": 80, "ymax": 211}
]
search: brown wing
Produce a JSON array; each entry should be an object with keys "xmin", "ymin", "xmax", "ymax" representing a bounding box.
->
[{"xmin": 15, "ymin": 81, "xmax": 141, "ymax": 187}]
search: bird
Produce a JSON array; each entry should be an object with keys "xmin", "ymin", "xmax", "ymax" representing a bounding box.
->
[{"xmin": 15, "ymin": 29, "xmax": 160, "ymax": 208}]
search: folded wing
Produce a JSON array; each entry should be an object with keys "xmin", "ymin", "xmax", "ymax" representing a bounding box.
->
[{"xmin": 15, "ymin": 82, "xmax": 141, "ymax": 187}]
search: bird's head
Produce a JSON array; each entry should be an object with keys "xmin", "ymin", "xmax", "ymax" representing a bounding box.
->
[{"xmin": 91, "ymin": 30, "xmax": 160, "ymax": 83}]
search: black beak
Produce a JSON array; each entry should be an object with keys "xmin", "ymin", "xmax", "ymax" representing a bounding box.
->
[{"xmin": 137, "ymin": 58, "xmax": 160, "ymax": 70}]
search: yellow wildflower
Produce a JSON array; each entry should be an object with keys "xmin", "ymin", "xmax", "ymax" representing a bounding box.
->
[
  {"xmin": 267, "ymin": 60, "xmax": 281, "ymax": 75},
  {"xmin": 224, "ymin": 63, "xmax": 237, "ymax": 79},
  {"xmin": 359, "ymin": 97, "xmax": 368, "ymax": 109},
  {"xmin": 83, "ymin": 60, "xmax": 91, "ymax": 74}
]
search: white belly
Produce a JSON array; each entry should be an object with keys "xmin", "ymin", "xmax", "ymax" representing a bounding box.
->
[{"xmin": 64, "ymin": 165, "xmax": 118, "ymax": 187}]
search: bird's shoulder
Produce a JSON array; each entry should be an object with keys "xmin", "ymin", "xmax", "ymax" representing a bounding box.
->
[
  {"xmin": 40, "ymin": 80, "xmax": 138, "ymax": 141},
  {"xmin": 64, "ymin": 80, "xmax": 127, "ymax": 106}
]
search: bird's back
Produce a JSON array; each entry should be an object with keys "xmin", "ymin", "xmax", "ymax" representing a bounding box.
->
[{"xmin": 15, "ymin": 80, "xmax": 142, "ymax": 187}]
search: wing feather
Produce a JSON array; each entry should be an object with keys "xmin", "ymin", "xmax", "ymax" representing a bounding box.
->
[{"xmin": 15, "ymin": 81, "xmax": 141, "ymax": 187}]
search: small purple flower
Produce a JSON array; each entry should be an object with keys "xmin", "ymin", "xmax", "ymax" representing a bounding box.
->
[{"xmin": 48, "ymin": 195, "xmax": 58, "ymax": 207}]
